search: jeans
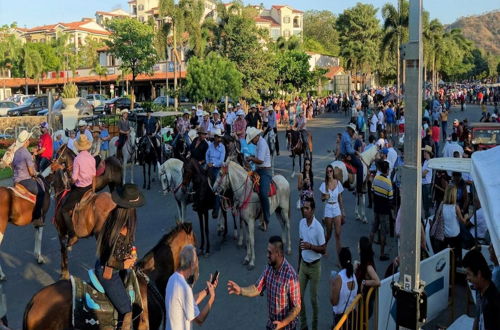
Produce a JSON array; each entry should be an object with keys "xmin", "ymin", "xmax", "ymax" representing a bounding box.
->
[
  {"xmin": 38, "ymin": 157, "xmax": 51, "ymax": 172},
  {"xmin": 299, "ymin": 260, "xmax": 321, "ymax": 330},
  {"xmin": 441, "ymin": 121, "xmax": 447, "ymax": 141},
  {"xmin": 422, "ymin": 183, "xmax": 432, "ymax": 219},
  {"xmin": 256, "ymin": 168, "xmax": 272, "ymax": 225},
  {"xmin": 350, "ymin": 156, "xmax": 363, "ymax": 193},
  {"xmin": 95, "ymin": 261, "xmax": 132, "ymax": 315}
]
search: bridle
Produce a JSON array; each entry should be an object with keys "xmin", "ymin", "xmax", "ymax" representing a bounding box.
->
[{"xmin": 215, "ymin": 165, "xmax": 253, "ymax": 211}]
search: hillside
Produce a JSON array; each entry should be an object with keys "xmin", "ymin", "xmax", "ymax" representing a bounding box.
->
[{"xmin": 446, "ymin": 10, "xmax": 500, "ymax": 55}]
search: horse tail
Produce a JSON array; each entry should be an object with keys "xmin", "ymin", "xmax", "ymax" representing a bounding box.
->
[{"xmin": 22, "ymin": 295, "xmax": 35, "ymax": 330}]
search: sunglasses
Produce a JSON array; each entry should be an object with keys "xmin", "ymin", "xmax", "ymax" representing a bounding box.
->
[
  {"xmin": 305, "ymin": 163, "xmax": 311, "ymax": 166},
  {"xmin": 327, "ymin": 169, "xmax": 333, "ymax": 172}
]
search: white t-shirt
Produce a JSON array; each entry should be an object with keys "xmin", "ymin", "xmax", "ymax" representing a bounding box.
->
[
  {"xmin": 370, "ymin": 115, "xmax": 378, "ymax": 133},
  {"xmin": 387, "ymin": 147, "xmax": 398, "ymax": 171},
  {"xmin": 255, "ymin": 136, "xmax": 271, "ymax": 168},
  {"xmin": 469, "ymin": 208, "xmax": 488, "ymax": 239},
  {"xmin": 299, "ymin": 217, "xmax": 325, "ymax": 263},
  {"xmin": 377, "ymin": 111, "xmax": 385, "ymax": 128},
  {"xmin": 422, "ymin": 159, "xmax": 432, "ymax": 184},
  {"xmin": 165, "ymin": 272, "xmax": 200, "ymax": 330}
]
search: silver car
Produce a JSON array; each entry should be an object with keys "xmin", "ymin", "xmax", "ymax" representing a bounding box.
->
[
  {"xmin": 0, "ymin": 101, "xmax": 18, "ymax": 116},
  {"xmin": 85, "ymin": 94, "xmax": 107, "ymax": 108}
]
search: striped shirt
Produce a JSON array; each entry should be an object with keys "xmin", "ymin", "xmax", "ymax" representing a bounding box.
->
[{"xmin": 371, "ymin": 174, "xmax": 393, "ymax": 214}]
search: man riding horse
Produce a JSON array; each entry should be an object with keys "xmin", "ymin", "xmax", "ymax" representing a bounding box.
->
[
  {"xmin": 172, "ymin": 109, "xmax": 192, "ymax": 148},
  {"xmin": 341, "ymin": 123, "xmax": 363, "ymax": 193},
  {"xmin": 293, "ymin": 109, "xmax": 308, "ymax": 155},
  {"xmin": 206, "ymin": 128, "xmax": 226, "ymax": 219},
  {"xmin": 263, "ymin": 106, "xmax": 280, "ymax": 156},
  {"xmin": 117, "ymin": 110, "xmax": 131, "ymax": 160},
  {"xmin": 60, "ymin": 134, "xmax": 96, "ymax": 247}
]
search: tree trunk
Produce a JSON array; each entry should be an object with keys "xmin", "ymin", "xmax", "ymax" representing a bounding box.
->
[{"xmin": 99, "ymin": 78, "xmax": 102, "ymax": 95}]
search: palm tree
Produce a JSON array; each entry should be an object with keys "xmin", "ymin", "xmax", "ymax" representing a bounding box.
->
[
  {"xmin": 91, "ymin": 64, "xmax": 108, "ymax": 95},
  {"xmin": 20, "ymin": 44, "xmax": 43, "ymax": 94},
  {"xmin": 0, "ymin": 31, "xmax": 21, "ymax": 97},
  {"xmin": 423, "ymin": 19, "xmax": 444, "ymax": 92}
]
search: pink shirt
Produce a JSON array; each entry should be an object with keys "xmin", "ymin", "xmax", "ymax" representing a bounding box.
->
[
  {"xmin": 232, "ymin": 117, "xmax": 247, "ymax": 139},
  {"xmin": 72, "ymin": 150, "xmax": 96, "ymax": 187}
]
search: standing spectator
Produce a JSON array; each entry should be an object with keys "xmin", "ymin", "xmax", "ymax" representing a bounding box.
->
[
  {"xmin": 330, "ymin": 247, "xmax": 358, "ymax": 327},
  {"xmin": 227, "ymin": 236, "xmax": 301, "ymax": 330},
  {"xmin": 439, "ymin": 108, "xmax": 448, "ymax": 141},
  {"xmin": 442, "ymin": 133, "xmax": 463, "ymax": 158},
  {"xmin": 165, "ymin": 245, "xmax": 217, "ymax": 330},
  {"xmin": 297, "ymin": 158, "xmax": 313, "ymax": 208},
  {"xmin": 67, "ymin": 130, "xmax": 78, "ymax": 154},
  {"xmin": 320, "ymin": 165, "xmax": 346, "ymax": 258},
  {"xmin": 377, "ymin": 106, "xmax": 385, "ymax": 133},
  {"xmin": 370, "ymin": 161, "xmax": 393, "ymax": 261},
  {"xmin": 355, "ymin": 237, "xmax": 380, "ymax": 316},
  {"xmin": 245, "ymin": 105, "xmax": 261, "ymax": 128},
  {"xmin": 34, "ymin": 122, "xmax": 53, "ymax": 172},
  {"xmin": 369, "ymin": 110, "xmax": 378, "ymax": 137},
  {"xmin": 99, "ymin": 122, "xmax": 111, "ymax": 159},
  {"xmin": 451, "ymin": 171, "xmax": 469, "ymax": 214},
  {"xmin": 422, "ymin": 128, "xmax": 436, "ymax": 157},
  {"xmin": 462, "ymin": 249, "xmax": 500, "ymax": 330},
  {"xmin": 298, "ymin": 197, "xmax": 326, "ymax": 330},
  {"xmin": 232, "ymin": 110, "xmax": 247, "ymax": 142},
  {"xmin": 90, "ymin": 127, "xmax": 102, "ymax": 165},
  {"xmin": 421, "ymin": 146, "xmax": 433, "ymax": 220},
  {"xmin": 225, "ymin": 105, "xmax": 236, "ymax": 134},
  {"xmin": 431, "ymin": 120, "xmax": 440, "ymax": 156},
  {"xmin": 385, "ymin": 103, "xmax": 396, "ymax": 138},
  {"xmin": 52, "ymin": 132, "xmax": 63, "ymax": 158}
]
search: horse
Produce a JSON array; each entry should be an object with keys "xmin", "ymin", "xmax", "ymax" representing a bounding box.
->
[
  {"xmin": 50, "ymin": 169, "xmax": 117, "ymax": 279},
  {"xmin": 286, "ymin": 128, "xmax": 313, "ymax": 178},
  {"xmin": 172, "ymin": 129, "xmax": 197, "ymax": 162},
  {"xmin": 330, "ymin": 146, "xmax": 379, "ymax": 223},
  {"xmin": 182, "ymin": 158, "xmax": 215, "ymax": 256},
  {"xmin": 137, "ymin": 135, "xmax": 161, "ymax": 190},
  {"xmin": 213, "ymin": 161, "xmax": 291, "ymax": 269},
  {"xmin": 159, "ymin": 158, "xmax": 191, "ymax": 223},
  {"xmin": 0, "ymin": 176, "xmax": 50, "ymax": 280},
  {"xmin": 264, "ymin": 128, "xmax": 277, "ymax": 175},
  {"xmin": 23, "ymin": 222, "xmax": 196, "ymax": 330},
  {"xmin": 52, "ymin": 144, "xmax": 123, "ymax": 192},
  {"xmin": 109, "ymin": 128, "xmax": 137, "ymax": 184}
]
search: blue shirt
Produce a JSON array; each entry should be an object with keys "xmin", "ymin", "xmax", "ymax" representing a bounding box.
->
[
  {"xmin": 76, "ymin": 129, "xmax": 93, "ymax": 143},
  {"xmin": 340, "ymin": 131, "xmax": 355, "ymax": 155},
  {"xmin": 205, "ymin": 142, "xmax": 226, "ymax": 168},
  {"xmin": 100, "ymin": 129, "xmax": 109, "ymax": 151},
  {"xmin": 267, "ymin": 111, "xmax": 277, "ymax": 129},
  {"xmin": 386, "ymin": 107, "xmax": 395, "ymax": 124},
  {"xmin": 53, "ymin": 139, "xmax": 64, "ymax": 155},
  {"xmin": 144, "ymin": 117, "xmax": 157, "ymax": 135}
]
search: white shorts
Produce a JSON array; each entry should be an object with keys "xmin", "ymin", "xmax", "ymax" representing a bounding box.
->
[{"xmin": 324, "ymin": 203, "xmax": 341, "ymax": 218}]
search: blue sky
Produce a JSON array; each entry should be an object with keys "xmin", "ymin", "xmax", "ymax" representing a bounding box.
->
[{"xmin": 0, "ymin": 0, "xmax": 498, "ymax": 28}]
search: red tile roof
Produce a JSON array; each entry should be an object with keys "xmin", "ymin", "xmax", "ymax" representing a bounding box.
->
[
  {"xmin": 324, "ymin": 66, "xmax": 344, "ymax": 79},
  {"xmin": 128, "ymin": 0, "xmax": 136, "ymax": 3},
  {"xmin": 25, "ymin": 20, "xmax": 110, "ymax": 36},
  {"xmin": 254, "ymin": 16, "xmax": 280, "ymax": 27},
  {"xmin": 271, "ymin": 5, "xmax": 303, "ymax": 13},
  {"xmin": 145, "ymin": 7, "xmax": 159, "ymax": 14}
]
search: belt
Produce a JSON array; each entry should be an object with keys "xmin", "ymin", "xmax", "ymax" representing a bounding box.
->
[
  {"xmin": 327, "ymin": 201, "xmax": 337, "ymax": 205},
  {"xmin": 302, "ymin": 258, "xmax": 320, "ymax": 267}
]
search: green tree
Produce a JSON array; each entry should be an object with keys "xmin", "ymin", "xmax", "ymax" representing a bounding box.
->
[
  {"xmin": 0, "ymin": 29, "xmax": 22, "ymax": 95},
  {"xmin": 185, "ymin": 52, "xmax": 242, "ymax": 103},
  {"xmin": 91, "ymin": 64, "xmax": 108, "ymax": 95},
  {"xmin": 19, "ymin": 43, "xmax": 43, "ymax": 94},
  {"xmin": 79, "ymin": 38, "xmax": 105, "ymax": 68},
  {"xmin": 106, "ymin": 18, "xmax": 158, "ymax": 104},
  {"xmin": 303, "ymin": 10, "xmax": 339, "ymax": 56},
  {"xmin": 275, "ymin": 50, "xmax": 311, "ymax": 94}
]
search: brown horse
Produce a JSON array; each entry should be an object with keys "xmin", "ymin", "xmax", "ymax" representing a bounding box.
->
[
  {"xmin": 23, "ymin": 222, "xmax": 196, "ymax": 330},
  {"xmin": 286, "ymin": 128, "xmax": 313, "ymax": 178},
  {"xmin": 53, "ymin": 144, "xmax": 123, "ymax": 192},
  {"xmin": 51, "ymin": 169, "xmax": 116, "ymax": 279},
  {"xmin": 0, "ymin": 177, "xmax": 51, "ymax": 280}
]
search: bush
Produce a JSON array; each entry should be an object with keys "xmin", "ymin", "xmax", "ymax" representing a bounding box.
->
[{"xmin": 61, "ymin": 83, "xmax": 78, "ymax": 98}]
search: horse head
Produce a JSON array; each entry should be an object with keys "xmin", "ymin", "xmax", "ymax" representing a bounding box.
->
[{"xmin": 213, "ymin": 163, "xmax": 230, "ymax": 195}]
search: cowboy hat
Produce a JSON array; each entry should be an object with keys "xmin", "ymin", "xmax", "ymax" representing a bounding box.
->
[
  {"xmin": 92, "ymin": 127, "xmax": 101, "ymax": 133},
  {"xmin": 197, "ymin": 127, "xmax": 208, "ymax": 135},
  {"xmin": 16, "ymin": 130, "xmax": 32, "ymax": 147},
  {"xmin": 246, "ymin": 127, "xmax": 262, "ymax": 144},
  {"xmin": 74, "ymin": 135, "xmax": 92, "ymax": 151},
  {"xmin": 197, "ymin": 103, "xmax": 203, "ymax": 107},
  {"xmin": 236, "ymin": 109, "xmax": 245, "ymax": 116},
  {"xmin": 191, "ymin": 105, "xmax": 196, "ymax": 110},
  {"xmin": 422, "ymin": 145, "xmax": 433, "ymax": 155},
  {"xmin": 212, "ymin": 128, "xmax": 223, "ymax": 137},
  {"xmin": 78, "ymin": 119, "xmax": 87, "ymax": 127},
  {"xmin": 183, "ymin": 109, "xmax": 190, "ymax": 115},
  {"xmin": 346, "ymin": 123, "xmax": 357, "ymax": 133},
  {"xmin": 212, "ymin": 109, "xmax": 219, "ymax": 114},
  {"xmin": 228, "ymin": 104, "xmax": 234, "ymax": 109},
  {"xmin": 263, "ymin": 106, "xmax": 273, "ymax": 112},
  {"xmin": 112, "ymin": 183, "xmax": 145, "ymax": 208},
  {"xmin": 202, "ymin": 111, "xmax": 210, "ymax": 116},
  {"xmin": 121, "ymin": 109, "xmax": 129, "ymax": 115}
]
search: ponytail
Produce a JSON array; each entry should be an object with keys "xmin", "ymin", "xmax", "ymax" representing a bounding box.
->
[{"xmin": 339, "ymin": 247, "xmax": 354, "ymax": 277}]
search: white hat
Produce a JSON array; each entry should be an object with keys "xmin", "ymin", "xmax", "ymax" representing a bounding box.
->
[
  {"xmin": 212, "ymin": 109, "xmax": 219, "ymax": 114},
  {"xmin": 196, "ymin": 109, "xmax": 203, "ymax": 116},
  {"xmin": 78, "ymin": 119, "xmax": 87, "ymax": 126},
  {"xmin": 191, "ymin": 106, "xmax": 196, "ymax": 110},
  {"xmin": 346, "ymin": 123, "xmax": 357, "ymax": 133},
  {"xmin": 246, "ymin": 127, "xmax": 262, "ymax": 144},
  {"xmin": 121, "ymin": 109, "xmax": 129, "ymax": 115},
  {"xmin": 236, "ymin": 103, "xmax": 241, "ymax": 107},
  {"xmin": 202, "ymin": 111, "xmax": 209, "ymax": 116},
  {"xmin": 183, "ymin": 109, "xmax": 190, "ymax": 115},
  {"xmin": 236, "ymin": 109, "xmax": 245, "ymax": 116},
  {"xmin": 263, "ymin": 106, "xmax": 273, "ymax": 112},
  {"xmin": 228, "ymin": 104, "xmax": 234, "ymax": 109},
  {"xmin": 212, "ymin": 128, "xmax": 223, "ymax": 137},
  {"xmin": 16, "ymin": 130, "xmax": 32, "ymax": 146}
]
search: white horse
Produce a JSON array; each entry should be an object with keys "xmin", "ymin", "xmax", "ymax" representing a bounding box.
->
[
  {"xmin": 213, "ymin": 161, "xmax": 291, "ymax": 269},
  {"xmin": 109, "ymin": 128, "xmax": 137, "ymax": 184},
  {"xmin": 158, "ymin": 158, "xmax": 191, "ymax": 223},
  {"xmin": 331, "ymin": 146, "xmax": 379, "ymax": 223},
  {"xmin": 264, "ymin": 129, "xmax": 277, "ymax": 175}
]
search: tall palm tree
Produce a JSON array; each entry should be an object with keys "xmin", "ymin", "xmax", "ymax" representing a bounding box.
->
[
  {"xmin": 20, "ymin": 44, "xmax": 43, "ymax": 94},
  {"xmin": 0, "ymin": 31, "xmax": 21, "ymax": 96},
  {"xmin": 423, "ymin": 19, "xmax": 444, "ymax": 92},
  {"xmin": 91, "ymin": 64, "xmax": 108, "ymax": 95}
]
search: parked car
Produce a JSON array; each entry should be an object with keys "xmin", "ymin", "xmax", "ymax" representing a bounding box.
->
[
  {"xmin": 36, "ymin": 98, "xmax": 94, "ymax": 116},
  {"xmin": 8, "ymin": 94, "xmax": 35, "ymax": 105},
  {"xmin": 153, "ymin": 96, "xmax": 174, "ymax": 107},
  {"xmin": 85, "ymin": 94, "xmax": 107, "ymax": 108},
  {"xmin": 0, "ymin": 101, "xmax": 18, "ymax": 116},
  {"xmin": 7, "ymin": 96, "xmax": 48, "ymax": 116},
  {"xmin": 103, "ymin": 97, "xmax": 141, "ymax": 114}
]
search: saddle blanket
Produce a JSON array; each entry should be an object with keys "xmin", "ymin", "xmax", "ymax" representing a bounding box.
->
[
  {"xmin": 342, "ymin": 160, "xmax": 357, "ymax": 174},
  {"xmin": 8, "ymin": 183, "xmax": 36, "ymax": 204},
  {"xmin": 71, "ymin": 269, "xmax": 142, "ymax": 329},
  {"xmin": 250, "ymin": 173, "xmax": 277, "ymax": 196}
]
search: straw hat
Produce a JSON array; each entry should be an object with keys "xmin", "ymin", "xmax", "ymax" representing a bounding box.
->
[
  {"xmin": 422, "ymin": 145, "xmax": 433, "ymax": 155},
  {"xmin": 74, "ymin": 135, "xmax": 92, "ymax": 151},
  {"xmin": 121, "ymin": 109, "xmax": 129, "ymax": 115},
  {"xmin": 202, "ymin": 111, "xmax": 210, "ymax": 116},
  {"xmin": 246, "ymin": 127, "xmax": 262, "ymax": 144},
  {"xmin": 112, "ymin": 184, "xmax": 145, "ymax": 208},
  {"xmin": 16, "ymin": 130, "xmax": 32, "ymax": 147},
  {"xmin": 212, "ymin": 109, "xmax": 219, "ymax": 115},
  {"xmin": 236, "ymin": 109, "xmax": 245, "ymax": 116},
  {"xmin": 92, "ymin": 127, "xmax": 101, "ymax": 134},
  {"xmin": 78, "ymin": 119, "xmax": 87, "ymax": 127},
  {"xmin": 197, "ymin": 127, "xmax": 208, "ymax": 135},
  {"xmin": 346, "ymin": 123, "xmax": 357, "ymax": 134},
  {"xmin": 212, "ymin": 128, "xmax": 223, "ymax": 137}
]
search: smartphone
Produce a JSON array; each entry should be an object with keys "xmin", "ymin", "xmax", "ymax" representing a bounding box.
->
[{"xmin": 211, "ymin": 271, "xmax": 219, "ymax": 284}]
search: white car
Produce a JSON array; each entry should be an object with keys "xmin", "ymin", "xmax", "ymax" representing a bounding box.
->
[
  {"xmin": 0, "ymin": 101, "xmax": 18, "ymax": 116},
  {"xmin": 85, "ymin": 94, "xmax": 107, "ymax": 108}
]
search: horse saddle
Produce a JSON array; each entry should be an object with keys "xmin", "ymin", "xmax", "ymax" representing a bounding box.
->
[
  {"xmin": 8, "ymin": 183, "xmax": 36, "ymax": 204},
  {"xmin": 71, "ymin": 269, "xmax": 143, "ymax": 329},
  {"xmin": 341, "ymin": 158, "xmax": 357, "ymax": 174},
  {"xmin": 96, "ymin": 160, "xmax": 106, "ymax": 177},
  {"xmin": 249, "ymin": 172, "xmax": 277, "ymax": 197}
]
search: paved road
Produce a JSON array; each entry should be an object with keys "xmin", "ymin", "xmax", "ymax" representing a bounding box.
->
[{"xmin": 0, "ymin": 102, "xmax": 487, "ymax": 329}]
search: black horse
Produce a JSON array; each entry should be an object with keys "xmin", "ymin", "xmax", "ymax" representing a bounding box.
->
[{"xmin": 137, "ymin": 135, "xmax": 161, "ymax": 190}]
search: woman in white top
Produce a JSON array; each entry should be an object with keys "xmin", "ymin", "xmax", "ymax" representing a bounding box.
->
[
  {"xmin": 442, "ymin": 185, "xmax": 466, "ymax": 264},
  {"xmin": 330, "ymin": 247, "xmax": 358, "ymax": 326},
  {"xmin": 320, "ymin": 165, "xmax": 345, "ymax": 261}
]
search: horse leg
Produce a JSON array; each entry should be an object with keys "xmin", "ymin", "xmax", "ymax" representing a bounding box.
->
[
  {"xmin": 204, "ymin": 211, "xmax": 210, "ymax": 254},
  {"xmin": 354, "ymin": 193, "xmax": 361, "ymax": 220},
  {"xmin": 122, "ymin": 160, "xmax": 127, "ymax": 184},
  {"xmin": 130, "ymin": 157, "xmax": 135, "ymax": 184},
  {"xmin": 237, "ymin": 216, "xmax": 244, "ymax": 248},
  {"xmin": 142, "ymin": 164, "xmax": 146, "ymax": 189},
  {"xmin": 233, "ymin": 213, "xmax": 239, "ymax": 241},
  {"xmin": 277, "ymin": 207, "xmax": 292, "ymax": 255},
  {"xmin": 59, "ymin": 235, "xmax": 70, "ymax": 280},
  {"xmin": 175, "ymin": 199, "xmax": 183, "ymax": 223},
  {"xmin": 247, "ymin": 219, "xmax": 255, "ymax": 270},
  {"xmin": 147, "ymin": 163, "xmax": 151, "ymax": 190},
  {"xmin": 34, "ymin": 226, "xmax": 45, "ymax": 264},
  {"xmin": 0, "ymin": 225, "xmax": 6, "ymax": 280},
  {"xmin": 360, "ymin": 193, "xmax": 368, "ymax": 223},
  {"xmin": 197, "ymin": 212, "xmax": 205, "ymax": 254},
  {"xmin": 291, "ymin": 154, "xmax": 296, "ymax": 178}
]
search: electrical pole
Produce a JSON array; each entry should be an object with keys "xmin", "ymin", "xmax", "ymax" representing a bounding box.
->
[
  {"xmin": 173, "ymin": 21, "xmax": 178, "ymax": 111},
  {"xmin": 393, "ymin": 0, "xmax": 426, "ymax": 329}
]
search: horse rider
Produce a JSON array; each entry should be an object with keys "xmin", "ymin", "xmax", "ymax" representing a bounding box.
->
[
  {"xmin": 95, "ymin": 183, "xmax": 145, "ymax": 330},
  {"xmin": 200, "ymin": 111, "xmax": 213, "ymax": 134},
  {"xmin": 196, "ymin": 104, "xmax": 204, "ymax": 125},
  {"xmin": 245, "ymin": 105, "xmax": 261, "ymax": 128},
  {"xmin": 294, "ymin": 108, "xmax": 308, "ymax": 150},
  {"xmin": 190, "ymin": 106, "xmax": 199, "ymax": 128},
  {"xmin": 60, "ymin": 134, "xmax": 96, "ymax": 246},
  {"xmin": 225, "ymin": 105, "xmax": 236, "ymax": 135},
  {"xmin": 206, "ymin": 128, "xmax": 226, "ymax": 218},
  {"xmin": 143, "ymin": 109, "xmax": 159, "ymax": 137},
  {"xmin": 117, "ymin": 110, "xmax": 131, "ymax": 160},
  {"xmin": 263, "ymin": 106, "xmax": 280, "ymax": 156},
  {"xmin": 341, "ymin": 123, "xmax": 363, "ymax": 193},
  {"xmin": 76, "ymin": 120, "xmax": 93, "ymax": 143},
  {"xmin": 189, "ymin": 127, "xmax": 209, "ymax": 165},
  {"xmin": 173, "ymin": 110, "xmax": 192, "ymax": 147},
  {"xmin": 33, "ymin": 122, "xmax": 53, "ymax": 172},
  {"xmin": 11, "ymin": 130, "xmax": 45, "ymax": 221},
  {"xmin": 232, "ymin": 109, "xmax": 247, "ymax": 143},
  {"xmin": 245, "ymin": 127, "xmax": 272, "ymax": 232},
  {"xmin": 211, "ymin": 109, "xmax": 225, "ymax": 135}
]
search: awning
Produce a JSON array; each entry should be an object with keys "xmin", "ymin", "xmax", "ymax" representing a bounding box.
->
[{"xmin": 427, "ymin": 157, "xmax": 472, "ymax": 173}]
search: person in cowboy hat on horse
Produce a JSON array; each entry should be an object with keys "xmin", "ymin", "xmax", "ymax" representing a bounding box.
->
[
  {"xmin": 340, "ymin": 123, "xmax": 364, "ymax": 193},
  {"xmin": 60, "ymin": 134, "xmax": 96, "ymax": 246},
  {"xmin": 206, "ymin": 128, "xmax": 226, "ymax": 218},
  {"xmin": 246, "ymin": 127, "xmax": 272, "ymax": 231},
  {"xmin": 117, "ymin": 110, "xmax": 131, "ymax": 160},
  {"xmin": 11, "ymin": 130, "xmax": 45, "ymax": 220},
  {"xmin": 95, "ymin": 183, "xmax": 145, "ymax": 330}
]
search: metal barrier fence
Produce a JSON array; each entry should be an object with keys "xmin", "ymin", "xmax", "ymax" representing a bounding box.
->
[{"xmin": 334, "ymin": 287, "xmax": 376, "ymax": 330}]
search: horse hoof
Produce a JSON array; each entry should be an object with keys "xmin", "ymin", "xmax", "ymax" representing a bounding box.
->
[
  {"xmin": 37, "ymin": 256, "xmax": 46, "ymax": 264},
  {"xmin": 291, "ymin": 172, "xmax": 295, "ymax": 178},
  {"xmin": 247, "ymin": 264, "xmax": 255, "ymax": 271},
  {"xmin": 242, "ymin": 259, "xmax": 249, "ymax": 265}
]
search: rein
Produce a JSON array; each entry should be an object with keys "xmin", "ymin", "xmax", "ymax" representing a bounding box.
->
[
  {"xmin": 135, "ymin": 268, "xmax": 165, "ymax": 327},
  {"xmin": 52, "ymin": 188, "xmax": 70, "ymax": 224},
  {"xmin": 217, "ymin": 165, "xmax": 254, "ymax": 211}
]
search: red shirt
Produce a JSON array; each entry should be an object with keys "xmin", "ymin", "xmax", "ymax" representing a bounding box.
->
[
  {"xmin": 431, "ymin": 126, "xmax": 440, "ymax": 143},
  {"xmin": 39, "ymin": 133, "xmax": 53, "ymax": 159}
]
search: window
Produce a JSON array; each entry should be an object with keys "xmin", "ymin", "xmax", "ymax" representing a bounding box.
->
[
  {"xmin": 283, "ymin": 16, "xmax": 290, "ymax": 24},
  {"xmin": 138, "ymin": 4, "xmax": 144, "ymax": 10},
  {"xmin": 293, "ymin": 16, "xmax": 300, "ymax": 28},
  {"xmin": 139, "ymin": 16, "xmax": 145, "ymax": 22}
]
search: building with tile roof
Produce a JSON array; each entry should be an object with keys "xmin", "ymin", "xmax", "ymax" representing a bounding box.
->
[{"xmin": 252, "ymin": 4, "xmax": 303, "ymax": 40}]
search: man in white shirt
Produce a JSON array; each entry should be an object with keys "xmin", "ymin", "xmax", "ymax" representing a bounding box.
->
[
  {"xmin": 369, "ymin": 112, "xmax": 378, "ymax": 136},
  {"xmin": 299, "ymin": 197, "xmax": 326, "ymax": 330},
  {"xmin": 386, "ymin": 143, "xmax": 398, "ymax": 178},
  {"xmin": 225, "ymin": 105, "xmax": 236, "ymax": 134},
  {"xmin": 421, "ymin": 146, "xmax": 433, "ymax": 219},
  {"xmin": 377, "ymin": 108, "xmax": 385, "ymax": 132},
  {"xmin": 165, "ymin": 245, "xmax": 217, "ymax": 330}
]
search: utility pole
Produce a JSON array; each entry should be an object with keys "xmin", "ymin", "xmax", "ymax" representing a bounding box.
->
[
  {"xmin": 173, "ymin": 21, "xmax": 178, "ymax": 110},
  {"xmin": 393, "ymin": 0, "xmax": 426, "ymax": 329}
]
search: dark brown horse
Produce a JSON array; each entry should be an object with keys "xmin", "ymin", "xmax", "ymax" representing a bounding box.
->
[
  {"xmin": 51, "ymin": 169, "xmax": 116, "ymax": 279},
  {"xmin": 0, "ymin": 177, "xmax": 51, "ymax": 280},
  {"xmin": 53, "ymin": 144, "xmax": 123, "ymax": 192},
  {"xmin": 286, "ymin": 128, "xmax": 313, "ymax": 178},
  {"xmin": 23, "ymin": 222, "xmax": 196, "ymax": 330}
]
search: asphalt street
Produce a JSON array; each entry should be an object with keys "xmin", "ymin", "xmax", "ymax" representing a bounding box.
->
[{"xmin": 0, "ymin": 102, "xmax": 487, "ymax": 329}]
